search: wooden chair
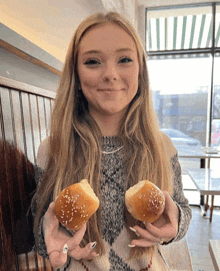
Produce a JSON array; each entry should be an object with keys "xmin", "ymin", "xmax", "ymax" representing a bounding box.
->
[{"xmin": 0, "ymin": 76, "xmax": 55, "ymax": 270}]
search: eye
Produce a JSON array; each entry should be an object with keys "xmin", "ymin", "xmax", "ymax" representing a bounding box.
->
[
  {"xmin": 84, "ymin": 59, "xmax": 101, "ymax": 65},
  {"xmin": 118, "ymin": 57, "xmax": 133, "ymax": 63}
]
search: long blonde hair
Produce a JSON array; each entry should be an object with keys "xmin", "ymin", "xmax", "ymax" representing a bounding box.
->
[{"xmin": 33, "ymin": 12, "xmax": 172, "ymax": 259}]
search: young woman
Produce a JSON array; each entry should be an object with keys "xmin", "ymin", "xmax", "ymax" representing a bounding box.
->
[{"xmin": 32, "ymin": 12, "xmax": 192, "ymax": 271}]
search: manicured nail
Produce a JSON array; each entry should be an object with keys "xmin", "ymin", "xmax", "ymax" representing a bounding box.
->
[
  {"xmin": 93, "ymin": 253, "xmax": 99, "ymax": 257},
  {"xmin": 63, "ymin": 244, "xmax": 68, "ymax": 254},
  {"xmin": 90, "ymin": 241, "xmax": 97, "ymax": 249},
  {"xmin": 128, "ymin": 244, "xmax": 136, "ymax": 248},
  {"xmin": 160, "ymin": 239, "xmax": 164, "ymax": 245},
  {"xmin": 129, "ymin": 227, "xmax": 140, "ymax": 237}
]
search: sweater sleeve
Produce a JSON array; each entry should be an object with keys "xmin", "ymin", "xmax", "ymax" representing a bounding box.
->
[{"xmin": 170, "ymin": 153, "xmax": 192, "ymax": 242}]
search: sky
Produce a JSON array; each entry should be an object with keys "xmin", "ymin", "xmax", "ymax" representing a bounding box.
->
[{"xmin": 147, "ymin": 56, "xmax": 218, "ymax": 95}]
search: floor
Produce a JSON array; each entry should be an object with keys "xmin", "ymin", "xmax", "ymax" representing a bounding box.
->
[
  {"xmin": 182, "ymin": 174, "xmax": 220, "ymax": 271},
  {"xmin": 187, "ymin": 206, "xmax": 220, "ymax": 271}
]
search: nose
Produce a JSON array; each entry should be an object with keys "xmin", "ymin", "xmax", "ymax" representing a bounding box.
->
[{"xmin": 102, "ymin": 63, "xmax": 118, "ymax": 82}]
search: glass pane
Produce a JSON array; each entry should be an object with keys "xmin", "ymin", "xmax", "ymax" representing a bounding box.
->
[
  {"xmin": 146, "ymin": 5, "xmax": 213, "ymax": 51},
  {"xmin": 148, "ymin": 54, "xmax": 211, "ymax": 156},
  {"xmin": 216, "ymin": 5, "xmax": 220, "ymax": 47},
  {"xmin": 211, "ymin": 53, "xmax": 220, "ymax": 148}
]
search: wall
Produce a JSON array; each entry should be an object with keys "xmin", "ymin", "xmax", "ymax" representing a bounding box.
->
[
  {"xmin": 0, "ymin": 0, "xmax": 104, "ymax": 92},
  {"xmin": 0, "ymin": 0, "xmax": 104, "ymax": 62},
  {"xmin": 0, "ymin": 22, "xmax": 62, "ymax": 92},
  {"xmin": 0, "ymin": 48, "xmax": 60, "ymax": 92}
]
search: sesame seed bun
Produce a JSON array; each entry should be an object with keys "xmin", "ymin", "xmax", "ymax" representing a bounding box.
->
[
  {"xmin": 55, "ymin": 179, "xmax": 99, "ymax": 230},
  {"xmin": 125, "ymin": 180, "xmax": 165, "ymax": 223}
]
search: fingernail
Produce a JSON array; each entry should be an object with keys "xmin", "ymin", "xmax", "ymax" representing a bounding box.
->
[
  {"xmin": 90, "ymin": 241, "xmax": 97, "ymax": 249},
  {"xmin": 128, "ymin": 244, "xmax": 136, "ymax": 248},
  {"xmin": 94, "ymin": 253, "xmax": 99, "ymax": 257},
  {"xmin": 160, "ymin": 239, "xmax": 164, "ymax": 245},
  {"xmin": 63, "ymin": 244, "xmax": 68, "ymax": 254},
  {"xmin": 129, "ymin": 227, "xmax": 140, "ymax": 237}
]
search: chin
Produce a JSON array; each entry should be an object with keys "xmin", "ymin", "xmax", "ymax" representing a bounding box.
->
[{"xmin": 102, "ymin": 106, "xmax": 127, "ymax": 116}]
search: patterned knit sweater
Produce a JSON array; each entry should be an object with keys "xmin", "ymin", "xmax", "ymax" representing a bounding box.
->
[{"xmin": 31, "ymin": 136, "xmax": 192, "ymax": 271}]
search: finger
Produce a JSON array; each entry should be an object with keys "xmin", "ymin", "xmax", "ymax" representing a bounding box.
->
[
  {"xmin": 44, "ymin": 202, "xmax": 59, "ymax": 231},
  {"xmin": 129, "ymin": 238, "xmax": 158, "ymax": 248},
  {"xmin": 69, "ymin": 242, "xmax": 98, "ymax": 261},
  {"xmin": 144, "ymin": 222, "xmax": 176, "ymax": 242},
  {"xmin": 68, "ymin": 223, "xmax": 87, "ymax": 250},
  {"xmin": 43, "ymin": 219, "xmax": 59, "ymax": 240},
  {"xmin": 131, "ymin": 226, "xmax": 161, "ymax": 243},
  {"xmin": 144, "ymin": 222, "xmax": 166, "ymax": 238},
  {"xmin": 81, "ymin": 242, "xmax": 99, "ymax": 260},
  {"xmin": 46, "ymin": 202, "xmax": 56, "ymax": 219},
  {"xmin": 163, "ymin": 191, "xmax": 179, "ymax": 224}
]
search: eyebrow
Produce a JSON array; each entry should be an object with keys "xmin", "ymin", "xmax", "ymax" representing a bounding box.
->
[{"xmin": 82, "ymin": 48, "xmax": 135, "ymax": 55}]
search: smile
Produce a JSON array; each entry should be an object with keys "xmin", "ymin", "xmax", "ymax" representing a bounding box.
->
[
  {"xmin": 98, "ymin": 88, "xmax": 117, "ymax": 92},
  {"xmin": 98, "ymin": 88, "xmax": 124, "ymax": 92}
]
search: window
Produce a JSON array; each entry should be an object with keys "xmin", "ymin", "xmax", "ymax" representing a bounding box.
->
[
  {"xmin": 146, "ymin": 4, "xmax": 220, "ymax": 153},
  {"xmin": 146, "ymin": 4, "xmax": 220, "ymax": 206}
]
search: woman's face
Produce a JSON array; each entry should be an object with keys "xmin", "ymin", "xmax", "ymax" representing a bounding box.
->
[{"xmin": 77, "ymin": 23, "xmax": 139, "ymax": 119}]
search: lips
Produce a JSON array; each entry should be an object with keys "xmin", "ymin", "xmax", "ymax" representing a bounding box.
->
[
  {"xmin": 98, "ymin": 88, "xmax": 118, "ymax": 92},
  {"xmin": 98, "ymin": 87, "xmax": 125, "ymax": 92}
]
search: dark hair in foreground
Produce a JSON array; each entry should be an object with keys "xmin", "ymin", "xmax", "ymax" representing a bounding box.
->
[{"xmin": 0, "ymin": 140, "xmax": 36, "ymax": 270}]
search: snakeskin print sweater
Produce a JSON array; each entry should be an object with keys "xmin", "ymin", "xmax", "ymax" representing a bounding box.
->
[{"xmin": 31, "ymin": 136, "xmax": 192, "ymax": 271}]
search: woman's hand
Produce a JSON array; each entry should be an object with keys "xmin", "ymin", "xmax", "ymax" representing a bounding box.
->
[
  {"xmin": 43, "ymin": 202, "xmax": 98, "ymax": 269},
  {"xmin": 129, "ymin": 191, "xmax": 179, "ymax": 247}
]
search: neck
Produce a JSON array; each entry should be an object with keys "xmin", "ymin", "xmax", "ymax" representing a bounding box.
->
[
  {"xmin": 91, "ymin": 112, "xmax": 124, "ymax": 136},
  {"xmin": 99, "ymin": 121, "xmax": 119, "ymax": 136}
]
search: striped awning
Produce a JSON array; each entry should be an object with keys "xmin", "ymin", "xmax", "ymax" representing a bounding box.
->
[{"xmin": 146, "ymin": 5, "xmax": 220, "ymax": 52}]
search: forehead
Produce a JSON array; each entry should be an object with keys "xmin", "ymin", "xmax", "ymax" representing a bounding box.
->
[{"xmin": 78, "ymin": 22, "xmax": 137, "ymax": 53}]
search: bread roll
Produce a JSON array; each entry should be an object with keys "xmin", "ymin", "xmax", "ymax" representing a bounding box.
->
[
  {"xmin": 125, "ymin": 180, "xmax": 165, "ymax": 223},
  {"xmin": 55, "ymin": 179, "xmax": 99, "ymax": 230}
]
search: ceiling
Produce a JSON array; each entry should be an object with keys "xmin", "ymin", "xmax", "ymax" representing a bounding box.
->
[
  {"xmin": 1, "ymin": 0, "xmax": 218, "ymax": 63},
  {"xmin": 0, "ymin": 0, "xmax": 105, "ymax": 62}
]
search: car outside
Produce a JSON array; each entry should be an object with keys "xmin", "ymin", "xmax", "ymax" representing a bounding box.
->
[{"xmin": 160, "ymin": 128, "xmax": 202, "ymax": 150}]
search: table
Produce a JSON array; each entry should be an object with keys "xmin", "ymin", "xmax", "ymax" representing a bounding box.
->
[
  {"xmin": 178, "ymin": 147, "xmax": 220, "ymax": 168},
  {"xmin": 178, "ymin": 147, "xmax": 220, "ymax": 205},
  {"xmin": 209, "ymin": 240, "xmax": 220, "ymax": 271},
  {"xmin": 187, "ymin": 168, "xmax": 220, "ymax": 222}
]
